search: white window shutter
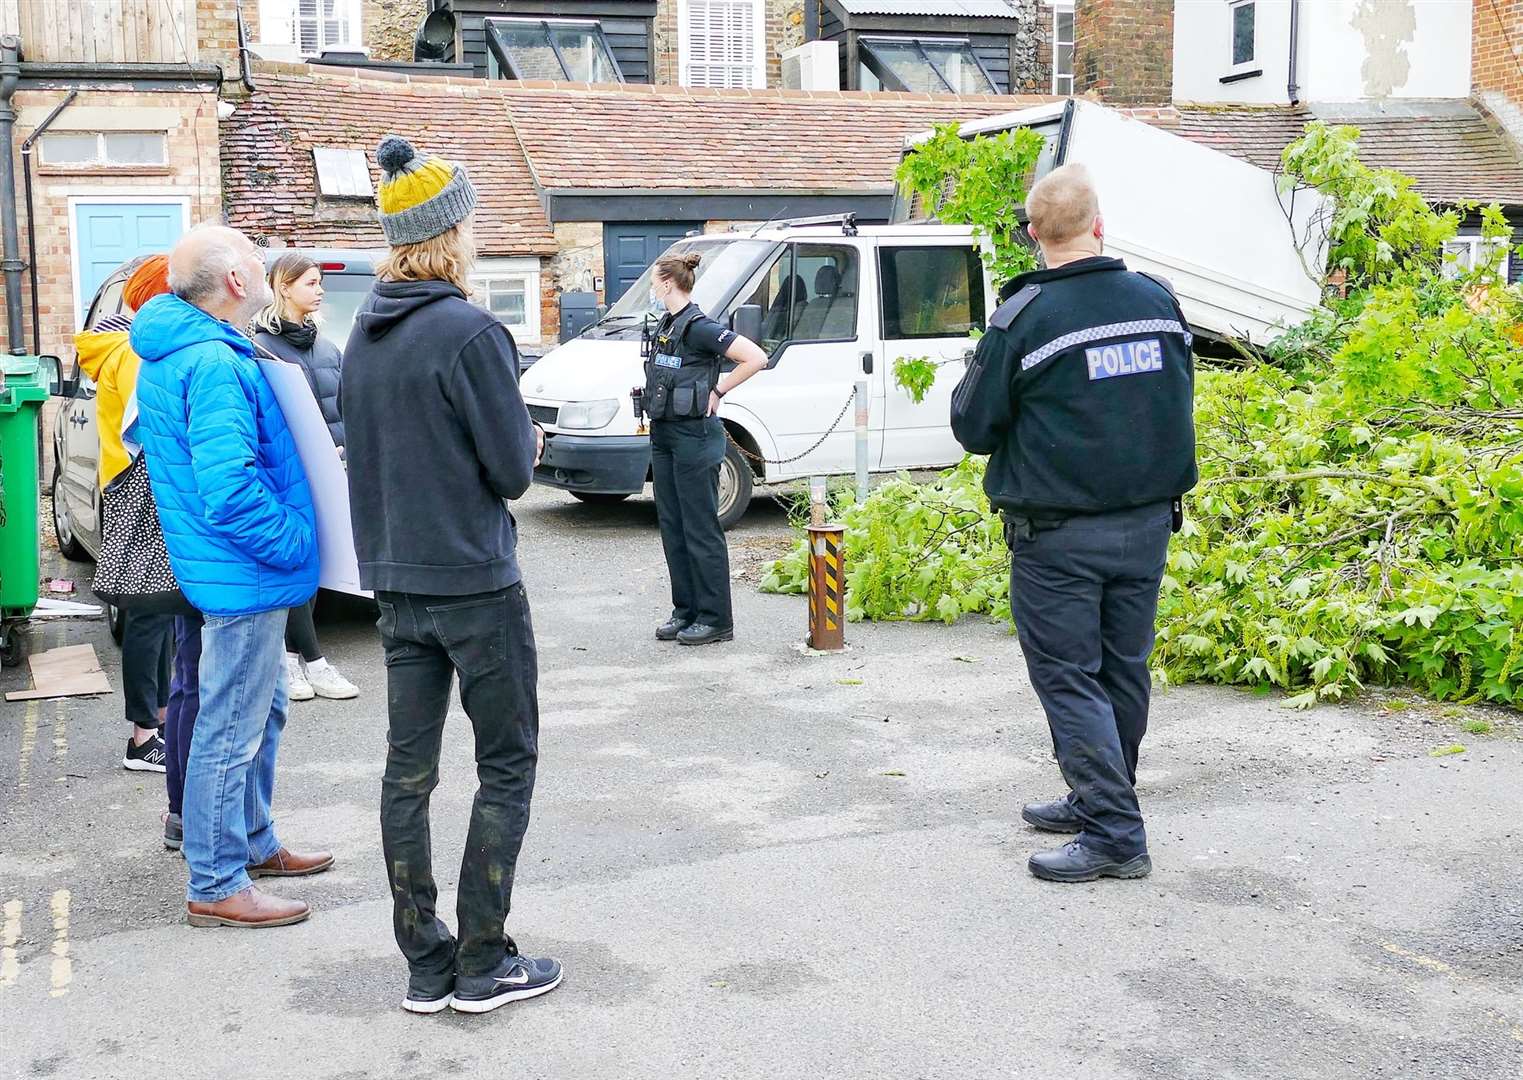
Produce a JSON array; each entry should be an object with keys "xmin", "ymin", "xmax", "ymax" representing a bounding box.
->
[{"xmin": 684, "ymin": 0, "xmax": 763, "ymax": 89}]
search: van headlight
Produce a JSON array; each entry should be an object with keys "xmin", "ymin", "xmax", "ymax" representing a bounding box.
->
[{"xmin": 555, "ymin": 398, "xmax": 620, "ymax": 430}]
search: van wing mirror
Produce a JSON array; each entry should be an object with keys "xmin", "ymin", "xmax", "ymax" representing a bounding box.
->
[
  {"xmin": 39, "ymin": 354, "xmax": 76, "ymax": 397},
  {"xmin": 729, "ymin": 304, "xmax": 763, "ymax": 346}
]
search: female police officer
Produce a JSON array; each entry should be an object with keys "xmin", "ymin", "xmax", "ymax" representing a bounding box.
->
[{"xmin": 643, "ymin": 250, "xmax": 769, "ymax": 645}]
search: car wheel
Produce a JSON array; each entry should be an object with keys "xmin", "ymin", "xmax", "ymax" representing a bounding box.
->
[
  {"xmin": 51, "ymin": 470, "xmax": 89, "ymax": 562},
  {"xmin": 716, "ymin": 439, "xmax": 753, "ymax": 531},
  {"xmin": 108, "ymin": 601, "xmax": 125, "ymax": 646},
  {"xmin": 570, "ymin": 491, "xmax": 631, "ymax": 506}
]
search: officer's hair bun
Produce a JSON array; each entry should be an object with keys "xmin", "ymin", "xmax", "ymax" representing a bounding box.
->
[{"xmin": 679, "ymin": 252, "xmax": 702, "ymax": 271}]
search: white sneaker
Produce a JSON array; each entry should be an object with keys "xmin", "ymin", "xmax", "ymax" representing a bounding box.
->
[
  {"xmin": 286, "ymin": 655, "xmax": 315, "ymax": 701},
  {"xmin": 306, "ymin": 664, "xmax": 358, "ymax": 700}
]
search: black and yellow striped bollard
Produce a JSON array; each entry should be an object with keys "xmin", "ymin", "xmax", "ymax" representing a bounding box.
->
[{"xmin": 807, "ymin": 523, "xmax": 846, "ymax": 651}]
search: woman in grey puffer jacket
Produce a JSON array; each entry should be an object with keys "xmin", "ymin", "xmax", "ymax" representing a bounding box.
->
[{"xmin": 252, "ymin": 253, "xmax": 359, "ymax": 704}]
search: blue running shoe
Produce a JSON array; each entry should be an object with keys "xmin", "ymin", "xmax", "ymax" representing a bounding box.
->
[{"xmin": 450, "ymin": 943, "xmax": 563, "ymax": 1014}]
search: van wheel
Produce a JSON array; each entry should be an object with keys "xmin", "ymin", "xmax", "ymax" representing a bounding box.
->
[
  {"xmin": 716, "ymin": 440, "xmax": 753, "ymax": 531},
  {"xmin": 570, "ymin": 492, "xmax": 631, "ymax": 506},
  {"xmin": 51, "ymin": 470, "xmax": 88, "ymax": 562}
]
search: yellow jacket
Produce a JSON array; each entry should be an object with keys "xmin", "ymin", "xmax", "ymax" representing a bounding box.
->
[{"xmin": 74, "ymin": 327, "xmax": 141, "ymax": 489}]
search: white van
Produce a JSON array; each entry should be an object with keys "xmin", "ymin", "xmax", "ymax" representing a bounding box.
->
[
  {"xmin": 523, "ymin": 220, "xmax": 992, "ymax": 527},
  {"xmin": 524, "ymin": 101, "xmax": 1330, "ymax": 527}
]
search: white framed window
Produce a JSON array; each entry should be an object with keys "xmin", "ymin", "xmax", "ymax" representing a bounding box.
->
[
  {"xmin": 1051, "ymin": 1, "xmax": 1074, "ymax": 95},
  {"xmin": 1227, "ymin": 0, "xmax": 1256, "ymax": 74},
  {"xmin": 40, "ymin": 132, "xmax": 168, "ymax": 168},
  {"xmin": 678, "ymin": 0, "xmax": 766, "ymax": 89},
  {"xmin": 260, "ymin": 0, "xmax": 361, "ymax": 57},
  {"xmin": 470, "ymin": 258, "xmax": 542, "ymax": 341},
  {"xmin": 1442, "ymin": 237, "xmax": 1511, "ymax": 282}
]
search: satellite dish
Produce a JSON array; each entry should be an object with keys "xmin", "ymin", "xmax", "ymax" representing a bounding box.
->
[{"xmin": 413, "ymin": 7, "xmax": 456, "ymax": 63}]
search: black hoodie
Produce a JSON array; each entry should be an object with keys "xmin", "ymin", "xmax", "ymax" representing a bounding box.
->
[{"xmin": 340, "ymin": 280, "xmax": 537, "ymax": 595}]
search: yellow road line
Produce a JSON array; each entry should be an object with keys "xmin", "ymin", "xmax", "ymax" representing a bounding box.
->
[
  {"xmin": 49, "ymin": 889, "xmax": 71, "ymax": 998},
  {"xmin": 19, "ymin": 700, "xmax": 37, "ymax": 792},
  {"xmin": 1, "ymin": 899, "xmax": 21, "ymax": 989},
  {"xmin": 52, "ymin": 700, "xmax": 67, "ymax": 763}
]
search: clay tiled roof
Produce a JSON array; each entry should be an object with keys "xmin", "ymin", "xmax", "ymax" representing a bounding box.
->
[
  {"xmin": 494, "ymin": 82, "xmax": 1049, "ymax": 192},
  {"xmin": 221, "ymin": 69, "xmax": 559, "ymax": 257},
  {"xmin": 223, "ymin": 64, "xmax": 1052, "ymax": 256},
  {"xmin": 1142, "ymin": 102, "xmax": 1523, "ymax": 208}
]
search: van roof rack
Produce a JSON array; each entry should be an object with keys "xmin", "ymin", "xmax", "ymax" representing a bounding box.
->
[{"xmin": 745, "ymin": 212, "xmax": 859, "ymax": 237}]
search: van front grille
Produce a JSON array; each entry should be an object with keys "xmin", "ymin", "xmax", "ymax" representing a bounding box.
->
[{"xmin": 527, "ymin": 404, "xmax": 558, "ymax": 426}]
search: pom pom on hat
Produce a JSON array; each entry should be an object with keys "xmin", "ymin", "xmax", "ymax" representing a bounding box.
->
[{"xmin": 376, "ymin": 134, "xmax": 417, "ymax": 176}]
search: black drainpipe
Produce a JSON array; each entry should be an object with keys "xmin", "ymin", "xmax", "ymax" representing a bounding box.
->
[
  {"xmin": 20, "ymin": 90, "xmax": 77, "ymax": 356},
  {"xmin": 805, "ymin": 0, "xmax": 819, "ymax": 42},
  {"xmin": 0, "ymin": 35, "xmax": 26, "ymax": 354},
  {"xmin": 1287, "ymin": 0, "xmax": 1301, "ymax": 105}
]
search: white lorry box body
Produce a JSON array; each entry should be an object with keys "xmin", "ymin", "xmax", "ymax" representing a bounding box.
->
[{"xmin": 897, "ymin": 98, "xmax": 1331, "ymax": 346}]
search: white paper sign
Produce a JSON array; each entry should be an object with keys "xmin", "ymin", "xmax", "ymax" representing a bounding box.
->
[{"xmin": 258, "ymin": 357, "xmax": 366, "ymax": 597}]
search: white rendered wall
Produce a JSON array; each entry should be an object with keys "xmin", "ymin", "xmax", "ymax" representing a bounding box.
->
[{"xmin": 1173, "ymin": 0, "xmax": 1473, "ymax": 106}]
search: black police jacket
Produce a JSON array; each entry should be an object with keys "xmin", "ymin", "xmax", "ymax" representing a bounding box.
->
[
  {"xmin": 643, "ymin": 302, "xmax": 735, "ymax": 421},
  {"xmin": 950, "ymin": 256, "xmax": 1197, "ymax": 517}
]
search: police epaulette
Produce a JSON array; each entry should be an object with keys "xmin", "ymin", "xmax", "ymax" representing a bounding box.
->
[
  {"xmin": 1138, "ymin": 271, "xmax": 1176, "ymax": 298},
  {"xmin": 989, "ymin": 283, "xmax": 1041, "ymax": 331}
]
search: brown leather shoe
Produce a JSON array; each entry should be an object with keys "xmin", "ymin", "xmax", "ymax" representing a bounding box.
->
[
  {"xmin": 248, "ymin": 847, "xmax": 334, "ymax": 878},
  {"xmin": 187, "ymin": 886, "xmax": 309, "ymax": 928}
]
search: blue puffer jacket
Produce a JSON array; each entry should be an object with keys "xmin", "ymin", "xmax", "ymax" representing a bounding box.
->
[{"xmin": 131, "ymin": 294, "xmax": 319, "ymax": 617}]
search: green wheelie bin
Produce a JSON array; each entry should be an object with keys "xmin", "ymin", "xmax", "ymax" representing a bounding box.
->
[{"xmin": 0, "ymin": 354, "xmax": 50, "ymax": 666}]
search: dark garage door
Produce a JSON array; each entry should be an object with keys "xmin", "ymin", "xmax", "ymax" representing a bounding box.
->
[{"xmin": 603, "ymin": 222, "xmax": 703, "ymax": 305}]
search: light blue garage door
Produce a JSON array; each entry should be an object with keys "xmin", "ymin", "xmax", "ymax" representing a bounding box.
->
[{"xmin": 72, "ymin": 201, "xmax": 185, "ymax": 324}]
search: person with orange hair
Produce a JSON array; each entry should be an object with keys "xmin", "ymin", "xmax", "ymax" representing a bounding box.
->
[{"xmin": 74, "ymin": 253, "xmax": 178, "ymax": 782}]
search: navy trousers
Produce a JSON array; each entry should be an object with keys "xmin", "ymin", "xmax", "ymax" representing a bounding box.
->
[
  {"xmin": 1007, "ymin": 501, "xmax": 1172, "ymax": 858},
  {"xmin": 650, "ymin": 416, "xmax": 732, "ymax": 629}
]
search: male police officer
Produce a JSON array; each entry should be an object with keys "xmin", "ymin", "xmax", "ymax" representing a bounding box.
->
[{"xmin": 951, "ymin": 163, "xmax": 1197, "ymax": 883}]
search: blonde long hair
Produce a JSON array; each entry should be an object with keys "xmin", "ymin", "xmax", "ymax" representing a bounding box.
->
[
  {"xmin": 252, "ymin": 252, "xmax": 323, "ymax": 335},
  {"xmin": 376, "ymin": 219, "xmax": 474, "ymax": 295}
]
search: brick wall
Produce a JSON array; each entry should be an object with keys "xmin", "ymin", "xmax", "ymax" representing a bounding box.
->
[
  {"xmin": 364, "ymin": 0, "xmax": 426, "ymax": 61},
  {"xmin": 1073, "ymin": 0, "xmax": 1171, "ymax": 105},
  {"xmin": 1475, "ymin": 0, "xmax": 1523, "ymax": 106},
  {"xmin": 0, "ymin": 90, "xmax": 223, "ymax": 359},
  {"xmin": 197, "ymin": 0, "xmax": 244, "ymax": 73},
  {"xmin": 655, "ymin": 0, "xmax": 804, "ymax": 87}
]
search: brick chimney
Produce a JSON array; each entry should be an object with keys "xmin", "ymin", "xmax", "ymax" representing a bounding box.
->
[{"xmin": 1073, "ymin": 0, "xmax": 1173, "ymax": 105}]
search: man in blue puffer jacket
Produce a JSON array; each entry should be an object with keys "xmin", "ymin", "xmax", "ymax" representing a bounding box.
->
[{"xmin": 133, "ymin": 225, "xmax": 333, "ymax": 930}]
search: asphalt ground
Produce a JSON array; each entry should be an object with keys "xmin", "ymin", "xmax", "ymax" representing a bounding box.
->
[{"xmin": 2, "ymin": 484, "xmax": 1521, "ymax": 1080}]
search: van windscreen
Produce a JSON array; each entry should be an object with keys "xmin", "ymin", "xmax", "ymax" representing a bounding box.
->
[{"xmin": 598, "ymin": 239, "xmax": 775, "ymax": 326}]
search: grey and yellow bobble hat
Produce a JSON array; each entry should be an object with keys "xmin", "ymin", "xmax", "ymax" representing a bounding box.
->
[{"xmin": 374, "ymin": 134, "xmax": 477, "ymax": 246}]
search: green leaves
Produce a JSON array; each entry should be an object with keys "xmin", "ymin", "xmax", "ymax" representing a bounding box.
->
[
  {"xmin": 894, "ymin": 122, "xmax": 1043, "ymax": 287},
  {"xmin": 893, "ymin": 357, "xmax": 939, "ymax": 404}
]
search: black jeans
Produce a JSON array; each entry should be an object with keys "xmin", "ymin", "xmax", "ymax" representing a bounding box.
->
[
  {"xmin": 376, "ymin": 585, "xmax": 539, "ymax": 979},
  {"xmin": 164, "ymin": 612, "xmax": 204, "ymax": 816},
  {"xmin": 1006, "ymin": 502, "xmax": 1172, "ymax": 859},
  {"xmin": 285, "ymin": 600, "xmax": 321, "ymax": 663},
  {"xmin": 651, "ymin": 416, "xmax": 732, "ymax": 628},
  {"xmin": 121, "ymin": 610, "xmax": 175, "ymax": 729}
]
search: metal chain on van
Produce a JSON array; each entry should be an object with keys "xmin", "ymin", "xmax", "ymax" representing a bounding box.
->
[{"xmin": 723, "ymin": 388, "xmax": 857, "ymax": 467}]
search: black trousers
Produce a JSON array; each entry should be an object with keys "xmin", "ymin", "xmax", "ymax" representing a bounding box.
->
[
  {"xmin": 121, "ymin": 610, "xmax": 175, "ymax": 729},
  {"xmin": 376, "ymin": 585, "xmax": 540, "ymax": 979},
  {"xmin": 1007, "ymin": 502, "xmax": 1172, "ymax": 858},
  {"xmin": 285, "ymin": 600, "xmax": 321, "ymax": 662},
  {"xmin": 650, "ymin": 416, "xmax": 732, "ymax": 628}
]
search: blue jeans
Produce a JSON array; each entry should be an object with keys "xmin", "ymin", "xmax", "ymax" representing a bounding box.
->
[
  {"xmin": 183, "ymin": 608, "xmax": 288, "ymax": 903},
  {"xmin": 164, "ymin": 613, "xmax": 204, "ymax": 817}
]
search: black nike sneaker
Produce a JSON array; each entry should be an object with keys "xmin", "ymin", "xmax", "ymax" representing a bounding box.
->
[{"xmin": 450, "ymin": 944, "xmax": 563, "ymax": 1014}]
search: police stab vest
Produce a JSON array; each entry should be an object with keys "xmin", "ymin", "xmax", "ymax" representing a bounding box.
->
[{"xmin": 642, "ymin": 306, "xmax": 722, "ymax": 421}]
